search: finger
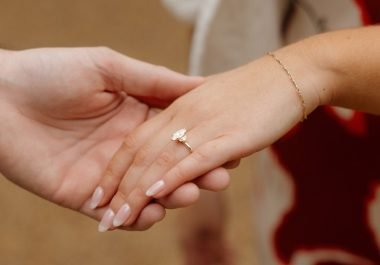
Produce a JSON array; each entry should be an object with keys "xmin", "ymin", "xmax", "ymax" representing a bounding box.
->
[
  {"xmin": 137, "ymin": 168, "xmax": 231, "ymax": 210},
  {"xmin": 101, "ymin": 182, "xmax": 199, "ymax": 232},
  {"xmin": 121, "ymin": 182, "xmax": 203, "ymax": 230},
  {"xmin": 108, "ymin": 126, "xmax": 213, "ymax": 227},
  {"xmin": 194, "ymin": 167, "xmax": 231, "ymax": 192},
  {"xmin": 121, "ymin": 182, "xmax": 200, "ymax": 230},
  {"xmin": 147, "ymin": 108, "xmax": 161, "ymax": 120},
  {"xmin": 157, "ymin": 182, "xmax": 200, "ymax": 209},
  {"xmin": 92, "ymin": 203, "xmax": 166, "ymax": 232},
  {"xmin": 92, "ymin": 182, "xmax": 198, "ymax": 232},
  {"xmin": 100, "ymin": 49, "xmax": 204, "ymax": 107},
  {"xmin": 80, "ymin": 201, "xmax": 118, "ymax": 232},
  {"xmin": 223, "ymin": 159, "xmax": 241, "ymax": 169},
  {"xmin": 84, "ymin": 169, "xmax": 229, "ymax": 232},
  {"xmin": 121, "ymin": 203, "xmax": 166, "ymax": 231},
  {"xmin": 148, "ymin": 136, "xmax": 237, "ymax": 199},
  {"xmin": 103, "ymin": 125, "xmax": 185, "ymax": 216},
  {"xmin": 89, "ymin": 113, "xmax": 170, "ymax": 210}
]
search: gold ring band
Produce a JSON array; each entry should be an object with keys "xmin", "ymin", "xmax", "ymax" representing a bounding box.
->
[
  {"xmin": 181, "ymin": 141, "xmax": 193, "ymax": 152},
  {"xmin": 171, "ymin": 128, "xmax": 193, "ymax": 153}
]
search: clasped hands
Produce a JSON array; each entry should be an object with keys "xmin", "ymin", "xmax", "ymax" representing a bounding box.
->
[{"xmin": 0, "ymin": 46, "xmax": 317, "ymax": 232}]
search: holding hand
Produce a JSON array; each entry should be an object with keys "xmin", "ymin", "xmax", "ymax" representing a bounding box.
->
[
  {"xmin": 92, "ymin": 42, "xmax": 329, "ymax": 230},
  {"xmin": 0, "ymin": 47, "xmax": 230, "ymax": 231},
  {"xmin": 91, "ymin": 27, "xmax": 380, "ymax": 230}
]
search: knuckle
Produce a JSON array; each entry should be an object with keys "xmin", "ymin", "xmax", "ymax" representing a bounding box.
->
[
  {"xmin": 150, "ymin": 66, "xmax": 171, "ymax": 93},
  {"xmin": 93, "ymin": 47, "xmax": 120, "ymax": 73},
  {"xmin": 130, "ymin": 186, "xmax": 146, "ymax": 201},
  {"xmin": 192, "ymin": 148, "xmax": 210, "ymax": 163},
  {"xmin": 114, "ymin": 189, "xmax": 129, "ymax": 202},
  {"xmin": 156, "ymin": 65, "xmax": 170, "ymax": 72},
  {"xmin": 170, "ymin": 165, "xmax": 186, "ymax": 182},
  {"xmin": 156, "ymin": 152, "xmax": 174, "ymax": 167},
  {"xmin": 101, "ymin": 171, "xmax": 116, "ymax": 187},
  {"xmin": 122, "ymin": 133, "xmax": 139, "ymax": 151},
  {"xmin": 133, "ymin": 147, "xmax": 150, "ymax": 167},
  {"xmin": 96, "ymin": 46, "xmax": 114, "ymax": 55}
]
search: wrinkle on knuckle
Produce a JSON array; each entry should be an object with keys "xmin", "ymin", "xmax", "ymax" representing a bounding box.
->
[
  {"xmin": 105, "ymin": 155, "xmax": 124, "ymax": 175},
  {"xmin": 122, "ymin": 133, "xmax": 139, "ymax": 151},
  {"xmin": 156, "ymin": 151, "xmax": 174, "ymax": 167},
  {"xmin": 113, "ymin": 189, "xmax": 129, "ymax": 204},
  {"xmin": 94, "ymin": 47, "xmax": 116, "ymax": 64},
  {"xmin": 170, "ymin": 165, "xmax": 185, "ymax": 182},
  {"xmin": 127, "ymin": 186, "xmax": 148, "ymax": 207},
  {"xmin": 192, "ymin": 149, "xmax": 210, "ymax": 164},
  {"xmin": 102, "ymin": 171, "xmax": 117, "ymax": 187},
  {"xmin": 133, "ymin": 147, "xmax": 150, "ymax": 167}
]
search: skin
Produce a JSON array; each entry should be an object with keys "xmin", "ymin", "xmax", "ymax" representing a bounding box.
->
[
  {"xmin": 0, "ymin": 47, "xmax": 231, "ymax": 231},
  {"xmin": 92, "ymin": 26, "xmax": 380, "ymax": 229}
]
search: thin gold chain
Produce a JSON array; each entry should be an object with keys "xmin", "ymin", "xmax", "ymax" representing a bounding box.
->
[{"xmin": 267, "ymin": 52, "xmax": 307, "ymax": 121}]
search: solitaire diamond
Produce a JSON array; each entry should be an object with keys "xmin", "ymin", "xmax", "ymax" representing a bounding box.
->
[{"xmin": 172, "ymin": 128, "xmax": 187, "ymax": 142}]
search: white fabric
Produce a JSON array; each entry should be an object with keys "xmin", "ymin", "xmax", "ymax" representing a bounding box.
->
[{"xmin": 161, "ymin": 0, "xmax": 203, "ymax": 24}]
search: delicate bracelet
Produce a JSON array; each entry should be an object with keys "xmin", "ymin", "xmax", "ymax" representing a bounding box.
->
[{"xmin": 267, "ymin": 52, "xmax": 307, "ymax": 121}]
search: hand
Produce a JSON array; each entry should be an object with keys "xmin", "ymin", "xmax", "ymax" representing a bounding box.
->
[
  {"xmin": 91, "ymin": 45, "xmax": 325, "ymax": 228},
  {"xmin": 0, "ymin": 47, "xmax": 230, "ymax": 231}
]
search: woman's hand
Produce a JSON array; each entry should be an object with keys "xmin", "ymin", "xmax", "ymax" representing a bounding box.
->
[
  {"xmin": 91, "ymin": 43, "xmax": 329, "ymax": 229},
  {"xmin": 0, "ymin": 47, "xmax": 230, "ymax": 231}
]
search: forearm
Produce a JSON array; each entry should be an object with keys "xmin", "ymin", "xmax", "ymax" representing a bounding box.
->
[{"xmin": 276, "ymin": 26, "xmax": 380, "ymax": 115}]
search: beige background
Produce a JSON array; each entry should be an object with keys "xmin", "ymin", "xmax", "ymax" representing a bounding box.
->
[{"xmin": 0, "ymin": 1, "xmax": 256, "ymax": 264}]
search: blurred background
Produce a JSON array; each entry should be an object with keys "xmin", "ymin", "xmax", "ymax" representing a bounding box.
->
[{"xmin": 0, "ymin": 1, "xmax": 256, "ymax": 264}]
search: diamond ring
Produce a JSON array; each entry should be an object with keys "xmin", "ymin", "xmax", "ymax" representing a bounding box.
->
[{"xmin": 171, "ymin": 128, "xmax": 193, "ymax": 152}]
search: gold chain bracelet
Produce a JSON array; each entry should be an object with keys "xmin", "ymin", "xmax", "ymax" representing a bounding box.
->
[{"xmin": 267, "ymin": 52, "xmax": 307, "ymax": 121}]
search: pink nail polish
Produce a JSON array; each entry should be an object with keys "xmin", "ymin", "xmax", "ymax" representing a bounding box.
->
[
  {"xmin": 113, "ymin": 203, "xmax": 131, "ymax": 227},
  {"xmin": 90, "ymin": 186, "xmax": 104, "ymax": 209},
  {"xmin": 98, "ymin": 209, "xmax": 115, "ymax": 232},
  {"xmin": 146, "ymin": 180, "xmax": 165, "ymax": 197}
]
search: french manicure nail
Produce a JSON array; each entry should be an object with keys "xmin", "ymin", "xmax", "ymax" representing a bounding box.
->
[
  {"xmin": 98, "ymin": 209, "xmax": 115, "ymax": 233},
  {"xmin": 113, "ymin": 203, "xmax": 131, "ymax": 227},
  {"xmin": 90, "ymin": 186, "xmax": 104, "ymax": 209},
  {"xmin": 146, "ymin": 180, "xmax": 165, "ymax": 197}
]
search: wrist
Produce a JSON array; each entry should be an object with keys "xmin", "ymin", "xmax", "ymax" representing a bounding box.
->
[{"xmin": 274, "ymin": 38, "xmax": 337, "ymax": 117}]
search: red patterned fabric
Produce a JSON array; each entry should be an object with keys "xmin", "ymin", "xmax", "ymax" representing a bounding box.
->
[
  {"xmin": 355, "ymin": 0, "xmax": 380, "ymax": 24},
  {"xmin": 272, "ymin": 108, "xmax": 380, "ymax": 264},
  {"xmin": 270, "ymin": 2, "xmax": 380, "ymax": 264}
]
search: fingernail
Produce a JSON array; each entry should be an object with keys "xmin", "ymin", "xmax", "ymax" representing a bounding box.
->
[
  {"xmin": 113, "ymin": 203, "xmax": 131, "ymax": 227},
  {"xmin": 90, "ymin": 186, "xmax": 104, "ymax": 209},
  {"xmin": 98, "ymin": 209, "xmax": 115, "ymax": 233},
  {"xmin": 146, "ymin": 180, "xmax": 165, "ymax": 197}
]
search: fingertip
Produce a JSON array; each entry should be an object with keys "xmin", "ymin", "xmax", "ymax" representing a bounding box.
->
[
  {"xmin": 89, "ymin": 186, "xmax": 104, "ymax": 210},
  {"xmin": 158, "ymin": 183, "xmax": 200, "ymax": 209},
  {"xmin": 122, "ymin": 203, "xmax": 166, "ymax": 231},
  {"xmin": 195, "ymin": 168, "xmax": 231, "ymax": 192}
]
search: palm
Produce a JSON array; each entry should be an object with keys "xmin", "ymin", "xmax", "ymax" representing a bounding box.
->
[
  {"xmin": 31, "ymin": 97, "xmax": 148, "ymax": 210},
  {"xmin": 0, "ymin": 48, "xmax": 152, "ymax": 214}
]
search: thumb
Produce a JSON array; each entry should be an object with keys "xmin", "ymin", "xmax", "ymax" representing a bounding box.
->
[{"xmin": 98, "ymin": 49, "xmax": 204, "ymax": 107}]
